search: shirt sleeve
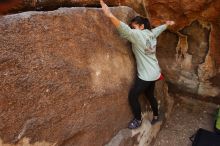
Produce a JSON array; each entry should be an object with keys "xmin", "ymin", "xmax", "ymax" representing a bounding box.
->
[
  {"xmin": 151, "ymin": 24, "xmax": 168, "ymax": 37},
  {"xmin": 116, "ymin": 21, "xmax": 136, "ymax": 43}
]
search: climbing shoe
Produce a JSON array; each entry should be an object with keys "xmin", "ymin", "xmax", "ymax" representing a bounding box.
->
[
  {"xmin": 151, "ymin": 117, "xmax": 160, "ymax": 125},
  {"xmin": 128, "ymin": 118, "xmax": 142, "ymax": 129}
]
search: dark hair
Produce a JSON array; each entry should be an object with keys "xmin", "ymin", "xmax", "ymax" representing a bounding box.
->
[{"xmin": 130, "ymin": 16, "xmax": 151, "ymax": 30}]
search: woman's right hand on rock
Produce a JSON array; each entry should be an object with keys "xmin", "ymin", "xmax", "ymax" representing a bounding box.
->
[
  {"xmin": 100, "ymin": 0, "xmax": 113, "ymax": 17},
  {"xmin": 166, "ymin": 20, "xmax": 175, "ymax": 26}
]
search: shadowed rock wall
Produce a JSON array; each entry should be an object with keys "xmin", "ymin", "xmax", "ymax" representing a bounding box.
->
[
  {"xmin": 0, "ymin": 0, "xmax": 145, "ymax": 15},
  {"xmin": 149, "ymin": 0, "xmax": 220, "ymax": 101},
  {"xmin": 0, "ymin": 7, "xmax": 173, "ymax": 146}
]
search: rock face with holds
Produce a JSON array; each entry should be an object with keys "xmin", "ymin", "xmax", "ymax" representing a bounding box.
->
[
  {"xmin": 145, "ymin": 0, "xmax": 220, "ymax": 101},
  {"xmin": 0, "ymin": 7, "xmax": 173, "ymax": 146}
]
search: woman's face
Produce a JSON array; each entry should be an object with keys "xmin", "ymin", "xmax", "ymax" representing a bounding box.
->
[{"xmin": 131, "ymin": 22, "xmax": 144, "ymax": 30}]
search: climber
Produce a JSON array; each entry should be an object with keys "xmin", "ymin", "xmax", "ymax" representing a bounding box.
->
[{"xmin": 100, "ymin": 0, "xmax": 175, "ymax": 129}]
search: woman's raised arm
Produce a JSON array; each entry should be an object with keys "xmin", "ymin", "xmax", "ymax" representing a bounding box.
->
[
  {"xmin": 100, "ymin": 0, "xmax": 137, "ymax": 43},
  {"xmin": 152, "ymin": 21, "xmax": 175, "ymax": 37},
  {"xmin": 100, "ymin": 0, "xmax": 120, "ymax": 28}
]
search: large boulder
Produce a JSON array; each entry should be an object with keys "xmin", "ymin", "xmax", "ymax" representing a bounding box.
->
[{"xmin": 0, "ymin": 6, "xmax": 173, "ymax": 146}]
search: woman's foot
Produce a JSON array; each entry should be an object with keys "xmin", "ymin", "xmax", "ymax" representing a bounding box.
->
[
  {"xmin": 151, "ymin": 116, "xmax": 159, "ymax": 125},
  {"xmin": 128, "ymin": 118, "xmax": 142, "ymax": 129}
]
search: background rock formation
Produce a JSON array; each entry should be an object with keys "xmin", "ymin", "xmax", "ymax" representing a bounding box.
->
[
  {"xmin": 145, "ymin": 0, "xmax": 220, "ymax": 102},
  {"xmin": 0, "ymin": 7, "xmax": 173, "ymax": 146}
]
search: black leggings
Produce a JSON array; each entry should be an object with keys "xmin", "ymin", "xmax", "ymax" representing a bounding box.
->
[{"xmin": 128, "ymin": 77, "xmax": 158, "ymax": 120}]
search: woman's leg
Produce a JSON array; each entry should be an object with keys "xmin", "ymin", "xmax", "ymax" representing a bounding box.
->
[
  {"xmin": 144, "ymin": 81, "xmax": 159, "ymax": 117},
  {"xmin": 128, "ymin": 77, "xmax": 146, "ymax": 120}
]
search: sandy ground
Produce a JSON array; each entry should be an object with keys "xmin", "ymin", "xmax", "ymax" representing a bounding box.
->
[{"xmin": 153, "ymin": 96, "xmax": 219, "ymax": 146}]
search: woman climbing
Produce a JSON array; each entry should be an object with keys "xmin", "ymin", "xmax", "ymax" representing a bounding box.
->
[{"xmin": 100, "ymin": 0, "xmax": 175, "ymax": 129}]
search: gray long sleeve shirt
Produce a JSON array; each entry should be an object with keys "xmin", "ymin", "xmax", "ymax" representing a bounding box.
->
[{"xmin": 117, "ymin": 21, "xmax": 167, "ymax": 81}]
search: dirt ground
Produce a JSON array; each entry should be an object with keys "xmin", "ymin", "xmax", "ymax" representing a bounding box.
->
[{"xmin": 153, "ymin": 96, "xmax": 219, "ymax": 146}]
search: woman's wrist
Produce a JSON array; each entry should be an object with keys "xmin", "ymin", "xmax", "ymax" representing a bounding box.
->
[
  {"xmin": 108, "ymin": 13, "xmax": 114, "ymax": 18},
  {"xmin": 166, "ymin": 20, "xmax": 175, "ymax": 26}
]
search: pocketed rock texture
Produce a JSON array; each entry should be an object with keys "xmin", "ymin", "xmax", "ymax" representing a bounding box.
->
[
  {"xmin": 0, "ymin": 7, "xmax": 173, "ymax": 146},
  {"xmin": 145, "ymin": 0, "xmax": 220, "ymax": 103},
  {"xmin": 157, "ymin": 20, "xmax": 220, "ymax": 101}
]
